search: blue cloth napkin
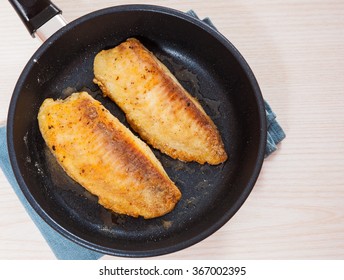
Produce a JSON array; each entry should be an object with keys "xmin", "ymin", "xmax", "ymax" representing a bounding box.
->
[
  {"xmin": 264, "ymin": 101, "xmax": 286, "ymax": 156},
  {"xmin": 0, "ymin": 12, "xmax": 285, "ymax": 260}
]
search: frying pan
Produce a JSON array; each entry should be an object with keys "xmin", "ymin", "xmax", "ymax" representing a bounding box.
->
[{"xmin": 7, "ymin": 0, "xmax": 267, "ymax": 257}]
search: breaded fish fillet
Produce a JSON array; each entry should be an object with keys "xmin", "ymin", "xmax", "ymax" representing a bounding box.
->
[
  {"xmin": 93, "ymin": 38, "xmax": 227, "ymax": 165},
  {"xmin": 38, "ymin": 91, "xmax": 181, "ymax": 219}
]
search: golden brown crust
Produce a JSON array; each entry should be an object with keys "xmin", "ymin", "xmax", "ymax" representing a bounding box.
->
[
  {"xmin": 93, "ymin": 38, "xmax": 227, "ymax": 165},
  {"xmin": 38, "ymin": 92, "xmax": 181, "ymax": 219}
]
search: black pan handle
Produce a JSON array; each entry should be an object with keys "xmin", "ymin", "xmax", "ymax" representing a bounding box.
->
[{"xmin": 9, "ymin": 0, "xmax": 61, "ymax": 36}]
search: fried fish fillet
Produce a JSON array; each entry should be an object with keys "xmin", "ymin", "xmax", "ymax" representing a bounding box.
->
[
  {"xmin": 38, "ymin": 91, "xmax": 181, "ymax": 219},
  {"xmin": 93, "ymin": 38, "xmax": 227, "ymax": 165}
]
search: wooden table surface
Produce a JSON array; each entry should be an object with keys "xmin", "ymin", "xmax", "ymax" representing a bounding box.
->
[{"xmin": 1, "ymin": 0, "xmax": 343, "ymax": 260}]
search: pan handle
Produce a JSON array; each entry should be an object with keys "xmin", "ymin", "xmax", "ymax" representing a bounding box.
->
[{"xmin": 8, "ymin": 0, "xmax": 66, "ymax": 41}]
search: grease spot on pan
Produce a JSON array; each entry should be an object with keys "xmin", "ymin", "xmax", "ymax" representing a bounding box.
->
[
  {"xmin": 23, "ymin": 131, "xmax": 28, "ymax": 146},
  {"xmin": 61, "ymin": 86, "xmax": 77, "ymax": 98},
  {"xmin": 34, "ymin": 161, "xmax": 44, "ymax": 176},
  {"xmin": 202, "ymin": 97, "xmax": 222, "ymax": 119},
  {"xmin": 162, "ymin": 220, "xmax": 173, "ymax": 230}
]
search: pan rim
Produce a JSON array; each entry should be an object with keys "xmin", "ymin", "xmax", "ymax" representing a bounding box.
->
[{"xmin": 7, "ymin": 4, "xmax": 267, "ymax": 258}]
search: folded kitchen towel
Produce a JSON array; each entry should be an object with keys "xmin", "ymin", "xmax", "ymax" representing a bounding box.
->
[
  {"xmin": 264, "ymin": 101, "xmax": 286, "ymax": 156},
  {"xmin": 0, "ymin": 12, "xmax": 285, "ymax": 260}
]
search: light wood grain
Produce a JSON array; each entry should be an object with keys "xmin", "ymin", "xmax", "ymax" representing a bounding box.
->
[{"xmin": 1, "ymin": 0, "xmax": 344, "ymax": 260}]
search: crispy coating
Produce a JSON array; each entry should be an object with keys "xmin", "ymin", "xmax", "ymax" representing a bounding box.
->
[
  {"xmin": 93, "ymin": 38, "xmax": 227, "ymax": 165},
  {"xmin": 38, "ymin": 92, "xmax": 181, "ymax": 219}
]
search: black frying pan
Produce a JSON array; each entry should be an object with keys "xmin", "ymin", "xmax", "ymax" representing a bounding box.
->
[{"xmin": 7, "ymin": 0, "xmax": 266, "ymax": 257}]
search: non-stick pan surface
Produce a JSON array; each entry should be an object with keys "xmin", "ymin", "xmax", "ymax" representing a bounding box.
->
[{"xmin": 7, "ymin": 5, "xmax": 266, "ymax": 257}]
